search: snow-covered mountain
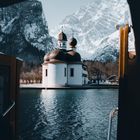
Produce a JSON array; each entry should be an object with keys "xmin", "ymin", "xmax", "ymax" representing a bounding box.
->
[
  {"xmin": 0, "ymin": 0, "xmax": 134, "ymax": 64},
  {"xmin": 50, "ymin": 0, "xmax": 134, "ymax": 62},
  {"xmin": 0, "ymin": 0, "xmax": 53, "ymax": 64}
]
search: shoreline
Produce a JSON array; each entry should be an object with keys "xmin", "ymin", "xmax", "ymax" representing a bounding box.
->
[{"xmin": 20, "ymin": 84, "xmax": 119, "ymax": 90}]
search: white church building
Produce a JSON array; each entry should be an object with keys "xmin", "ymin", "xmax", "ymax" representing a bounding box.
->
[{"xmin": 42, "ymin": 31, "xmax": 88, "ymax": 88}]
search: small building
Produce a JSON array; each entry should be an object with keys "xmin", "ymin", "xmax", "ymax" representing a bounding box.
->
[{"xmin": 42, "ymin": 31, "xmax": 87, "ymax": 88}]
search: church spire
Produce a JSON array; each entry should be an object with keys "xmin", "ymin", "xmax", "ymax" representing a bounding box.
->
[{"xmin": 57, "ymin": 26, "xmax": 67, "ymax": 49}]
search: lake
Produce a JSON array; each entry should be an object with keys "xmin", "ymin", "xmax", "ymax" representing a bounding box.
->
[{"xmin": 18, "ymin": 89, "xmax": 118, "ymax": 140}]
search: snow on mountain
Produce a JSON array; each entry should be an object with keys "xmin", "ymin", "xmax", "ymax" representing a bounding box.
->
[
  {"xmin": 90, "ymin": 31, "xmax": 120, "ymax": 62},
  {"xmin": 0, "ymin": 0, "xmax": 134, "ymax": 64},
  {"xmin": 50, "ymin": 0, "xmax": 134, "ymax": 62},
  {"xmin": 0, "ymin": 0, "xmax": 53, "ymax": 64}
]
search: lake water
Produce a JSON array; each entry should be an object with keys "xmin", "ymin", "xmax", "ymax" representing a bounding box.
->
[{"xmin": 18, "ymin": 89, "xmax": 118, "ymax": 140}]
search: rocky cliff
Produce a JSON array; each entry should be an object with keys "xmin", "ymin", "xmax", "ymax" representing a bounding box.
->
[{"xmin": 0, "ymin": 0, "xmax": 53, "ymax": 65}]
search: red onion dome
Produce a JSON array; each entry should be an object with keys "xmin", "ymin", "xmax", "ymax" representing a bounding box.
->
[
  {"xmin": 66, "ymin": 50, "xmax": 81, "ymax": 62},
  {"xmin": 69, "ymin": 37, "xmax": 77, "ymax": 47},
  {"xmin": 44, "ymin": 53, "xmax": 50, "ymax": 63},
  {"xmin": 49, "ymin": 49, "xmax": 67, "ymax": 62}
]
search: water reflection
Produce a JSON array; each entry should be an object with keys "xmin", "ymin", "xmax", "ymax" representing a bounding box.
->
[
  {"xmin": 18, "ymin": 89, "xmax": 118, "ymax": 140},
  {"xmin": 40, "ymin": 90, "xmax": 85, "ymax": 139}
]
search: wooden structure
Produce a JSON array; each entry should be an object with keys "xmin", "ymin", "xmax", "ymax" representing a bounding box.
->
[
  {"xmin": 0, "ymin": 53, "xmax": 22, "ymax": 140},
  {"xmin": 117, "ymin": 0, "xmax": 140, "ymax": 140}
]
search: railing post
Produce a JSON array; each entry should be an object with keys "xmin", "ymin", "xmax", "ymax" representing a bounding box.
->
[{"xmin": 107, "ymin": 107, "xmax": 118, "ymax": 140}]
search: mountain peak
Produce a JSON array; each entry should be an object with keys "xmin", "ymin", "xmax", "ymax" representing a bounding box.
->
[{"xmin": 50, "ymin": 0, "xmax": 133, "ymax": 62}]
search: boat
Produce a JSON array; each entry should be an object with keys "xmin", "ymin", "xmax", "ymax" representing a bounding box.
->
[{"xmin": 0, "ymin": 0, "xmax": 140, "ymax": 140}]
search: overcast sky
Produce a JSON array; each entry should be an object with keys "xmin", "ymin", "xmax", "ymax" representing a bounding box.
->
[{"xmin": 41, "ymin": 0, "xmax": 93, "ymax": 30}]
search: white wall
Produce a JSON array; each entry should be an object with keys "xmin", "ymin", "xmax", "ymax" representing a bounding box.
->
[
  {"xmin": 42, "ymin": 64, "xmax": 48, "ymax": 87},
  {"xmin": 68, "ymin": 64, "xmax": 82, "ymax": 86},
  {"xmin": 42, "ymin": 63, "xmax": 83, "ymax": 87},
  {"xmin": 47, "ymin": 63, "xmax": 67, "ymax": 87}
]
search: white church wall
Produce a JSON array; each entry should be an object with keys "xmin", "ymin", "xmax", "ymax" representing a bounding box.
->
[
  {"xmin": 47, "ymin": 63, "xmax": 67, "ymax": 87},
  {"xmin": 42, "ymin": 64, "xmax": 48, "ymax": 88},
  {"xmin": 68, "ymin": 64, "xmax": 83, "ymax": 86}
]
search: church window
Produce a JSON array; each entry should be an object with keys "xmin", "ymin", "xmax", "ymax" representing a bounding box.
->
[
  {"xmin": 46, "ymin": 69, "xmax": 47, "ymax": 76},
  {"xmin": 70, "ymin": 68, "xmax": 74, "ymax": 77},
  {"xmin": 64, "ymin": 68, "xmax": 67, "ymax": 77}
]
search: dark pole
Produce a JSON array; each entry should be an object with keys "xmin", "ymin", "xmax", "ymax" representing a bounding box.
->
[{"xmin": 117, "ymin": 1, "xmax": 140, "ymax": 140}]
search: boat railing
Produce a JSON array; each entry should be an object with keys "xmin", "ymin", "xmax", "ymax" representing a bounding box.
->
[
  {"xmin": 2, "ymin": 101, "xmax": 15, "ymax": 118},
  {"xmin": 107, "ymin": 107, "xmax": 118, "ymax": 140}
]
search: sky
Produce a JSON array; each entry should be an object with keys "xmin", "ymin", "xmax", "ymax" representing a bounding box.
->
[{"xmin": 40, "ymin": 0, "xmax": 94, "ymax": 30}]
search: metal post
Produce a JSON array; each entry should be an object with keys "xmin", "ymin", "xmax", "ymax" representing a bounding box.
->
[{"xmin": 107, "ymin": 107, "xmax": 118, "ymax": 140}]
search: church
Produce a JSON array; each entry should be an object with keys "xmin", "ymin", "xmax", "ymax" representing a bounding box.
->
[{"xmin": 42, "ymin": 31, "xmax": 88, "ymax": 88}]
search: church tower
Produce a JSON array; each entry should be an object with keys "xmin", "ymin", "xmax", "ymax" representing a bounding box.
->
[{"xmin": 58, "ymin": 31, "xmax": 67, "ymax": 49}]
